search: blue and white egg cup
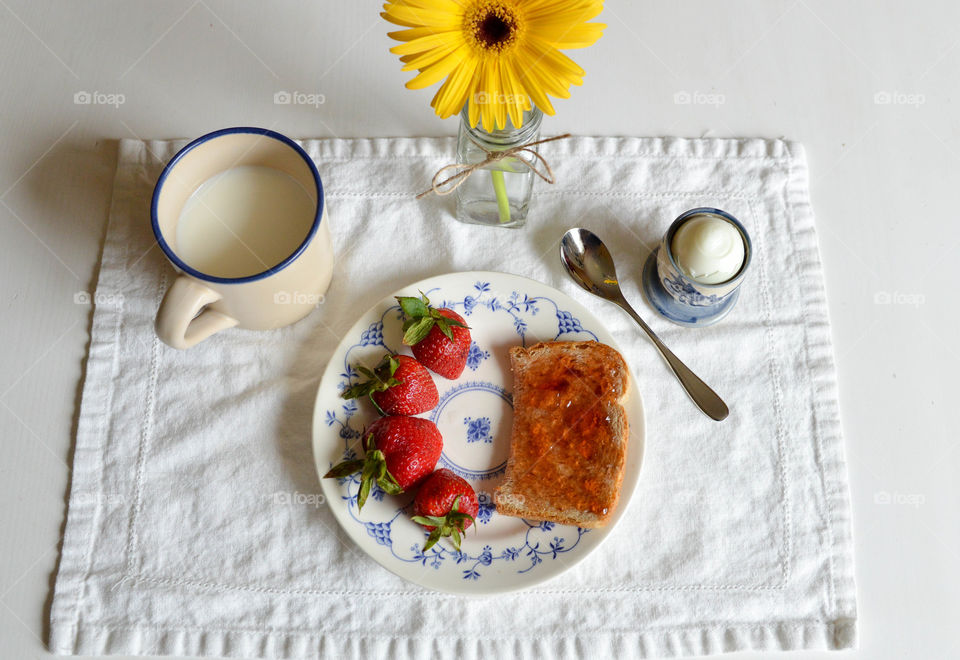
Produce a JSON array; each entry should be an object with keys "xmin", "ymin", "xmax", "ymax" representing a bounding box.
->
[{"xmin": 641, "ymin": 207, "xmax": 752, "ymax": 328}]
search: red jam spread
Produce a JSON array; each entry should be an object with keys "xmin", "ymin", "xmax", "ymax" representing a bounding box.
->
[{"xmin": 509, "ymin": 348, "xmax": 625, "ymax": 517}]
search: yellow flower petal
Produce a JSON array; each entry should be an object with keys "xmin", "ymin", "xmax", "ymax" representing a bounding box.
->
[
  {"xmin": 511, "ymin": 61, "xmax": 556, "ymax": 113},
  {"xmin": 525, "ymin": 36, "xmax": 585, "ymax": 79},
  {"xmin": 525, "ymin": 22, "xmax": 605, "ymax": 49},
  {"xmin": 406, "ymin": 44, "xmax": 472, "ymax": 89},
  {"xmin": 390, "ymin": 31, "xmax": 461, "ymax": 56},
  {"xmin": 400, "ymin": 0, "xmax": 462, "ymax": 9},
  {"xmin": 382, "ymin": 5, "xmax": 463, "ymax": 29},
  {"xmin": 479, "ymin": 60, "xmax": 505, "ymax": 131},
  {"xmin": 521, "ymin": 43, "xmax": 578, "ymax": 92},
  {"xmin": 433, "ymin": 58, "xmax": 478, "ymax": 118},
  {"xmin": 525, "ymin": 1, "xmax": 603, "ymax": 24},
  {"xmin": 383, "ymin": 0, "xmax": 605, "ymax": 127},
  {"xmin": 467, "ymin": 85, "xmax": 480, "ymax": 126},
  {"xmin": 492, "ymin": 61, "xmax": 508, "ymax": 129},
  {"xmin": 401, "ymin": 40, "xmax": 463, "ymax": 71},
  {"xmin": 501, "ymin": 57, "xmax": 532, "ymax": 126},
  {"xmin": 388, "ymin": 27, "xmax": 461, "ymax": 43}
]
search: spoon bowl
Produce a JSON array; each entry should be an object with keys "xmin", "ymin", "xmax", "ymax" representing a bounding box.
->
[{"xmin": 559, "ymin": 228, "xmax": 624, "ymax": 300}]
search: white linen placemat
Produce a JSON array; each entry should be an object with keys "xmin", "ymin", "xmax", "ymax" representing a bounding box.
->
[{"xmin": 50, "ymin": 135, "xmax": 857, "ymax": 658}]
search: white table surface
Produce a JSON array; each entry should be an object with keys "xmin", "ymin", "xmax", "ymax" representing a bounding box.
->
[{"xmin": 0, "ymin": 2, "xmax": 955, "ymax": 658}]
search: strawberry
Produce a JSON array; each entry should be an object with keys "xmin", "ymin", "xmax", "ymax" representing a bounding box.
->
[
  {"xmin": 396, "ymin": 293, "xmax": 471, "ymax": 380},
  {"xmin": 340, "ymin": 354, "xmax": 438, "ymax": 416},
  {"xmin": 411, "ymin": 468, "xmax": 479, "ymax": 551},
  {"xmin": 323, "ymin": 416, "xmax": 442, "ymax": 511}
]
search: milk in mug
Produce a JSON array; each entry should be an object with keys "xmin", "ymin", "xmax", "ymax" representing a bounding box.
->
[{"xmin": 175, "ymin": 165, "xmax": 315, "ymax": 278}]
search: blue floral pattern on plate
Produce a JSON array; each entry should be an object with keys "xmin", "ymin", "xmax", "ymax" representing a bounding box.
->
[
  {"xmin": 429, "ymin": 380, "xmax": 511, "ymax": 480},
  {"xmin": 464, "ymin": 416, "xmax": 493, "ymax": 444},
  {"xmin": 476, "ymin": 490, "xmax": 495, "ymax": 525},
  {"xmin": 312, "ymin": 272, "xmax": 640, "ymax": 592},
  {"xmin": 466, "ymin": 341, "xmax": 490, "ymax": 370},
  {"xmin": 330, "ymin": 473, "xmax": 587, "ymax": 580}
]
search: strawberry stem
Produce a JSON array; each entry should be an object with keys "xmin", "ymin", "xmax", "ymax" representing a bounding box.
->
[
  {"xmin": 412, "ymin": 495, "xmax": 475, "ymax": 551},
  {"xmin": 322, "ymin": 432, "xmax": 402, "ymax": 511},
  {"xmin": 395, "ymin": 293, "xmax": 470, "ymax": 346},
  {"xmin": 340, "ymin": 355, "xmax": 402, "ymax": 404}
]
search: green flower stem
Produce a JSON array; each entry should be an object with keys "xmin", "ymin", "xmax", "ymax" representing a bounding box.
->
[{"xmin": 489, "ymin": 168, "xmax": 511, "ymax": 224}]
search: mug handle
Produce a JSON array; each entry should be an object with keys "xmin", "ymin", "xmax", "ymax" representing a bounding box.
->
[{"xmin": 155, "ymin": 275, "xmax": 238, "ymax": 349}]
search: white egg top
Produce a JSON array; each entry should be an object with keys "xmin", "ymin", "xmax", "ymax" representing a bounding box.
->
[{"xmin": 670, "ymin": 214, "xmax": 745, "ymax": 285}]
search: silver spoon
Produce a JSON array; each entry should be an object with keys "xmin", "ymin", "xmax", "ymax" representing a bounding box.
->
[{"xmin": 560, "ymin": 227, "xmax": 729, "ymax": 421}]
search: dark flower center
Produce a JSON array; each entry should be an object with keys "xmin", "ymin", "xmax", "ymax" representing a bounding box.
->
[
  {"xmin": 468, "ymin": 4, "xmax": 519, "ymax": 52},
  {"xmin": 477, "ymin": 13, "xmax": 513, "ymax": 47}
]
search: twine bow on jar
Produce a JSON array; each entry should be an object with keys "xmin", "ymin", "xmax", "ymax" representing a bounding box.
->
[{"xmin": 416, "ymin": 133, "xmax": 571, "ymax": 199}]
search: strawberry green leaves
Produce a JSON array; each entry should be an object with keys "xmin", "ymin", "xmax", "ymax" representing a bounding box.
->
[
  {"xmin": 411, "ymin": 494, "xmax": 476, "ymax": 551},
  {"xmin": 323, "ymin": 432, "xmax": 402, "ymax": 511},
  {"xmin": 396, "ymin": 292, "xmax": 468, "ymax": 345},
  {"xmin": 396, "ymin": 294, "xmax": 430, "ymax": 319},
  {"xmin": 340, "ymin": 354, "xmax": 402, "ymax": 416},
  {"xmin": 340, "ymin": 354, "xmax": 401, "ymax": 399},
  {"xmin": 357, "ymin": 448, "xmax": 401, "ymax": 510}
]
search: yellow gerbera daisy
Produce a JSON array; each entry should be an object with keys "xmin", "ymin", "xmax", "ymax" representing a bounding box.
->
[{"xmin": 382, "ymin": 0, "xmax": 605, "ymax": 131}]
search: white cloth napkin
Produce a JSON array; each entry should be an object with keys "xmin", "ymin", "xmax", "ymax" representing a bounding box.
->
[{"xmin": 50, "ymin": 135, "xmax": 857, "ymax": 658}]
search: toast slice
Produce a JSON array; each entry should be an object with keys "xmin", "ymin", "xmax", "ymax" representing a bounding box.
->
[{"xmin": 494, "ymin": 341, "xmax": 629, "ymax": 528}]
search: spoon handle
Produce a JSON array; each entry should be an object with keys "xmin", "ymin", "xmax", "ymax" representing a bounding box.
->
[{"xmin": 616, "ymin": 299, "xmax": 729, "ymax": 421}]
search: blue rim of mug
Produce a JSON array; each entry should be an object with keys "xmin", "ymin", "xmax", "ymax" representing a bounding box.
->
[
  {"xmin": 663, "ymin": 207, "xmax": 752, "ymax": 287},
  {"xmin": 150, "ymin": 126, "xmax": 324, "ymax": 285}
]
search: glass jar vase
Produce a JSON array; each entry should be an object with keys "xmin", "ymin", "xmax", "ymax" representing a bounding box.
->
[{"xmin": 455, "ymin": 105, "xmax": 543, "ymax": 228}]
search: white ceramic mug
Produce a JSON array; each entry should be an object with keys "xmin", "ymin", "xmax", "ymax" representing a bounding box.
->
[{"xmin": 151, "ymin": 127, "xmax": 333, "ymax": 349}]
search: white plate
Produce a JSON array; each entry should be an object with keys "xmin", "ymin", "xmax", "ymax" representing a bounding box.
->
[{"xmin": 312, "ymin": 271, "xmax": 645, "ymax": 594}]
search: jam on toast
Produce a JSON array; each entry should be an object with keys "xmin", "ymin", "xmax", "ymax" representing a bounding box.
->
[{"xmin": 494, "ymin": 341, "xmax": 629, "ymax": 528}]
